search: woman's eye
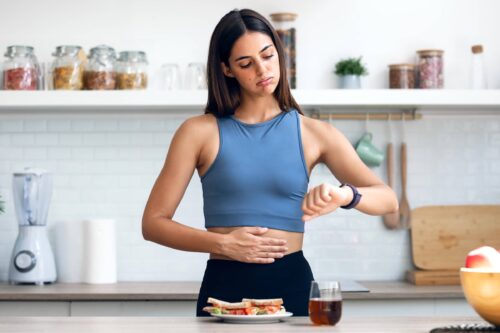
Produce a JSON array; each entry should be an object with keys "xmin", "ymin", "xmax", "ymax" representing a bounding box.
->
[
  {"xmin": 264, "ymin": 54, "xmax": 274, "ymax": 59},
  {"xmin": 240, "ymin": 62, "xmax": 251, "ymax": 68}
]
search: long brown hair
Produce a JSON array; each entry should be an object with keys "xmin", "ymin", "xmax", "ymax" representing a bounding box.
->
[{"xmin": 204, "ymin": 9, "xmax": 302, "ymax": 117}]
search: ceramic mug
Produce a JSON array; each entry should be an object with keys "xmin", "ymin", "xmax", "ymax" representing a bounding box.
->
[{"xmin": 355, "ymin": 132, "xmax": 384, "ymax": 167}]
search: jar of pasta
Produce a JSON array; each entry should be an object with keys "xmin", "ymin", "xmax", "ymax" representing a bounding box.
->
[
  {"xmin": 388, "ymin": 64, "xmax": 415, "ymax": 89},
  {"xmin": 84, "ymin": 45, "xmax": 117, "ymax": 90},
  {"xmin": 3, "ymin": 45, "xmax": 40, "ymax": 90},
  {"xmin": 416, "ymin": 49, "xmax": 444, "ymax": 89},
  {"xmin": 270, "ymin": 12, "xmax": 297, "ymax": 89},
  {"xmin": 51, "ymin": 45, "xmax": 84, "ymax": 90},
  {"xmin": 116, "ymin": 51, "xmax": 148, "ymax": 90}
]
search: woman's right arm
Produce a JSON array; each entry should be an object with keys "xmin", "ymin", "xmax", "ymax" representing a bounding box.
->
[{"xmin": 141, "ymin": 116, "xmax": 287, "ymax": 263}]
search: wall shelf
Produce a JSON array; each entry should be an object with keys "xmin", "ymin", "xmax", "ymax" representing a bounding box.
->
[{"xmin": 0, "ymin": 89, "xmax": 499, "ymax": 115}]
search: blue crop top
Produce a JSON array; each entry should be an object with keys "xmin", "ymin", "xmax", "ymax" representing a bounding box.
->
[{"xmin": 200, "ymin": 109, "xmax": 310, "ymax": 233}]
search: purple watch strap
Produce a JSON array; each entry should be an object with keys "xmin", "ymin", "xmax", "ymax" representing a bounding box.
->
[{"xmin": 340, "ymin": 183, "xmax": 362, "ymax": 209}]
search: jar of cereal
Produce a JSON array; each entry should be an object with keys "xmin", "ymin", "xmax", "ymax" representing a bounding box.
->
[
  {"xmin": 116, "ymin": 51, "xmax": 148, "ymax": 90},
  {"xmin": 84, "ymin": 45, "xmax": 117, "ymax": 90},
  {"xmin": 3, "ymin": 45, "xmax": 40, "ymax": 90},
  {"xmin": 51, "ymin": 45, "xmax": 84, "ymax": 90},
  {"xmin": 416, "ymin": 49, "xmax": 444, "ymax": 89},
  {"xmin": 388, "ymin": 64, "xmax": 415, "ymax": 89},
  {"xmin": 270, "ymin": 12, "xmax": 297, "ymax": 89}
]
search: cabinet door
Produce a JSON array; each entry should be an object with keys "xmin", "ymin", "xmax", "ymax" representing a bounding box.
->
[
  {"xmin": 0, "ymin": 301, "xmax": 69, "ymax": 316},
  {"xmin": 70, "ymin": 301, "xmax": 196, "ymax": 316}
]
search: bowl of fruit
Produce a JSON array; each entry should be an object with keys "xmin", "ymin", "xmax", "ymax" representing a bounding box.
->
[{"xmin": 460, "ymin": 246, "xmax": 500, "ymax": 326}]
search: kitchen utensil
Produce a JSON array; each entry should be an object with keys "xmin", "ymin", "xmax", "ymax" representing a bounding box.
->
[
  {"xmin": 355, "ymin": 132, "xmax": 385, "ymax": 167},
  {"xmin": 382, "ymin": 115, "xmax": 401, "ymax": 229},
  {"xmin": 9, "ymin": 168, "xmax": 57, "ymax": 284},
  {"xmin": 460, "ymin": 268, "xmax": 500, "ymax": 326},
  {"xmin": 411, "ymin": 205, "xmax": 500, "ymax": 271},
  {"xmin": 399, "ymin": 114, "xmax": 411, "ymax": 228},
  {"xmin": 382, "ymin": 142, "xmax": 400, "ymax": 229}
]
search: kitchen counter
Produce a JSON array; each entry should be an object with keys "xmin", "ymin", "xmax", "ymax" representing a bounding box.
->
[
  {"xmin": 0, "ymin": 316, "xmax": 487, "ymax": 333},
  {"xmin": 0, "ymin": 281, "xmax": 465, "ymax": 301}
]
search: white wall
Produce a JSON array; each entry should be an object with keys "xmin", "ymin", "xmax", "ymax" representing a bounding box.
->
[{"xmin": 0, "ymin": 0, "xmax": 499, "ymax": 282}]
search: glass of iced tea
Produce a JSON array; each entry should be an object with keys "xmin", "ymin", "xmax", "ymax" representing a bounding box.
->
[{"xmin": 308, "ymin": 281, "xmax": 342, "ymax": 326}]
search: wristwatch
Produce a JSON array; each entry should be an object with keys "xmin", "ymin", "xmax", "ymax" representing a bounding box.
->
[{"xmin": 339, "ymin": 183, "xmax": 362, "ymax": 209}]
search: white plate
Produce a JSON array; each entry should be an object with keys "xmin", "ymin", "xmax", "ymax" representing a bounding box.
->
[{"xmin": 210, "ymin": 312, "xmax": 293, "ymax": 324}]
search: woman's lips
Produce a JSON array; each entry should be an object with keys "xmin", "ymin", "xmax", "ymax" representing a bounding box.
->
[{"xmin": 257, "ymin": 77, "xmax": 273, "ymax": 86}]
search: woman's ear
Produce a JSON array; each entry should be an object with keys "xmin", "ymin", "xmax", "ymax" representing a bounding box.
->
[{"xmin": 221, "ymin": 62, "xmax": 234, "ymax": 78}]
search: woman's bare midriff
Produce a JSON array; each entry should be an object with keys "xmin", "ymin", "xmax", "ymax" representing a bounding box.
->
[{"xmin": 207, "ymin": 227, "xmax": 304, "ymax": 260}]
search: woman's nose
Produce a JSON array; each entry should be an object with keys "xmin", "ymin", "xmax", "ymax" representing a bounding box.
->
[{"xmin": 255, "ymin": 59, "xmax": 266, "ymax": 75}]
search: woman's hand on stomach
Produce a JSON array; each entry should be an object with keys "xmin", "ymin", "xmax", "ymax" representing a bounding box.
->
[{"xmin": 208, "ymin": 226, "xmax": 303, "ymax": 263}]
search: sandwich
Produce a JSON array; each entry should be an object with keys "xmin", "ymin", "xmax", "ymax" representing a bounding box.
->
[
  {"xmin": 243, "ymin": 298, "xmax": 285, "ymax": 315},
  {"xmin": 203, "ymin": 297, "xmax": 285, "ymax": 315}
]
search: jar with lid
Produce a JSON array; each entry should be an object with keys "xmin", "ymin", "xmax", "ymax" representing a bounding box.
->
[
  {"xmin": 116, "ymin": 51, "xmax": 148, "ymax": 90},
  {"xmin": 388, "ymin": 64, "xmax": 415, "ymax": 89},
  {"xmin": 270, "ymin": 13, "xmax": 297, "ymax": 89},
  {"xmin": 84, "ymin": 45, "xmax": 117, "ymax": 90},
  {"xmin": 416, "ymin": 49, "xmax": 444, "ymax": 89},
  {"xmin": 51, "ymin": 45, "xmax": 84, "ymax": 90},
  {"xmin": 3, "ymin": 45, "xmax": 40, "ymax": 90}
]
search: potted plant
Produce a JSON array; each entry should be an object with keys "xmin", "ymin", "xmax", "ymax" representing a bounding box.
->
[{"xmin": 334, "ymin": 56, "xmax": 369, "ymax": 89}]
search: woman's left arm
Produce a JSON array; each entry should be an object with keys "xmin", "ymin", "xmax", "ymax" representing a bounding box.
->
[{"xmin": 302, "ymin": 119, "xmax": 398, "ymax": 221}]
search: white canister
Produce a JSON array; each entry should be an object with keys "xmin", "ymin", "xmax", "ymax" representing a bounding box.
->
[
  {"xmin": 82, "ymin": 219, "xmax": 117, "ymax": 284},
  {"xmin": 52, "ymin": 220, "xmax": 84, "ymax": 283}
]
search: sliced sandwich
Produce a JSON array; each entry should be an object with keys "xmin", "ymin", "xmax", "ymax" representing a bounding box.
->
[
  {"xmin": 203, "ymin": 297, "xmax": 258, "ymax": 315},
  {"xmin": 203, "ymin": 297, "xmax": 286, "ymax": 315},
  {"xmin": 242, "ymin": 298, "xmax": 285, "ymax": 315}
]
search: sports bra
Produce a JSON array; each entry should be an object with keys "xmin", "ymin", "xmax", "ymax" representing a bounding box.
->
[{"xmin": 200, "ymin": 109, "xmax": 309, "ymax": 233}]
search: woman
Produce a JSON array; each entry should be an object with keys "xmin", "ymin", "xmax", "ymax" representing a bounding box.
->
[{"xmin": 142, "ymin": 8, "xmax": 398, "ymax": 316}]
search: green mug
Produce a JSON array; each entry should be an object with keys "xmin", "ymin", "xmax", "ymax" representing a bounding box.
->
[{"xmin": 355, "ymin": 132, "xmax": 384, "ymax": 167}]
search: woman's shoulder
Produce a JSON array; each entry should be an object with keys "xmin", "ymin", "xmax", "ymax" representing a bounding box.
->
[
  {"xmin": 297, "ymin": 112, "xmax": 344, "ymax": 148},
  {"xmin": 178, "ymin": 113, "xmax": 218, "ymax": 134}
]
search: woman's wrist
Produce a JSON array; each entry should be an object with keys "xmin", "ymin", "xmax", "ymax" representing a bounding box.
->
[
  {"xmin": 212, "ymin": 232, "xmax": 228, "ymax": 256},
  {"xmin": 339, "ymin": 185, "xmax": 354, "ymax": 206}
]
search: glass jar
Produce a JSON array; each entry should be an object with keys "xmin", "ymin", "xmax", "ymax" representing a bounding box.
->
[
  {"xmin": 416, "ymin": 49, "xmax": 444, "ymax": 89},
  {"xmin": 116, "ymin": 51, "xmax": 148, "ymax": 90},
  {"xmin": 270, "ymin": 12, "xmax": 297, "ymax": 89},
  {"xmin": 388, "ymin": 64, "xmax": 415, "ymax": 89},
  {"xmin": 84, "ymin": 45, "xmax": 117, "ymax": 90},
  {"xmin": 51, "ymin": 45, "xmax": 84, "ymax": 90},
  {"xmin": 3, "ymin": 45, "xmax": 40, "ymax": 90}
]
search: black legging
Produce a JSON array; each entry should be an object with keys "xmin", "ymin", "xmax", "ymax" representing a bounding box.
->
[{"xmin": 196, "ymin": 250, "xmax": 314, "ymax": 316}]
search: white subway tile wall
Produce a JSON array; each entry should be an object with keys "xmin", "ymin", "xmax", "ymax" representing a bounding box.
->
[{"xmin": 0, "ymin": 114, "xmax": 499, "ymax": 282}]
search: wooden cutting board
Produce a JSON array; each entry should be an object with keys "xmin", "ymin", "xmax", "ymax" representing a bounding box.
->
[
  {"xmin": 411, "ymin": 205, "xmax": 500, "ymax": 270},
  {"xmin": 406, "ymin": 270, "xmax": 460, "ymax": 285}
]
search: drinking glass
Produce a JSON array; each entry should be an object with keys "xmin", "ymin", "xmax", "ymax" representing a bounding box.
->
[
  {"xmin": 309, "ymin": 281, "xmax": 342, "ymax": 326},
  {"xmin": 184, "ymin": 62, "xmax": 207, "ymax": 90},
  {"xmin": 159, "ymin": 63, "xmax": 182, "ymax": 90}
]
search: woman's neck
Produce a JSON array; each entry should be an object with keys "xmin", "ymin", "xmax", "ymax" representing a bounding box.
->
[{"xmin": 235, "ymin": 93, "xmax": 281, "ymax": 123}]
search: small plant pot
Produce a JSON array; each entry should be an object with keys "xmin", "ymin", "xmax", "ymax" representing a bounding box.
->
[{"xmin": 339, "ymin": 75, "xmax": 362, "ymax": 89}]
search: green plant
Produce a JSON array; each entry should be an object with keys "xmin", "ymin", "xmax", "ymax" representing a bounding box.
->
[{"xmin": 334, "ymin": 57, "xmax": 368, "ymax": 76}]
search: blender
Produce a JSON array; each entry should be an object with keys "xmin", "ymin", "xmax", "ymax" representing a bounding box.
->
[{"xmin": 8, "ymin": 168, "xmax": 57, "ymax": 284}]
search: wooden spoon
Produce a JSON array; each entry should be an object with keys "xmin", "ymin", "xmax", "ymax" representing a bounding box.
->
[
  {"xmin": 382, "ymin": 142, "xmax": 400, "ymax": 229},
  {"xmin": 399, "ymin": 142, "xmax": 412, "ymax": 229}
]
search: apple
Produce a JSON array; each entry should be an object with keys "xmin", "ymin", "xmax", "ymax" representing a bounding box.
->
[{"xmin": 465, "ymin": 246, "xmax": 500, "ymax": 270}]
